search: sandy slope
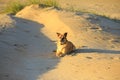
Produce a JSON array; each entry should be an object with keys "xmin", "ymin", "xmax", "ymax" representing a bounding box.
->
[{"xmin": 0, "ymin": 5, "xmax": 120, "ymax": 80}]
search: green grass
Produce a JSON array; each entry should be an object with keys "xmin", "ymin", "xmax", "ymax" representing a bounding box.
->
[
  {"xmin": 41, "ymin": 0, "xmax": 59, "ymax": 8},
  {"xmin": 28, "ymin": 0, "xmax": 41, "ymax": 4},
  {"xmin": 4, "ymin": 0, "xmax": 60, "ymax": 15},
  {"xmin": 28, "ymin": 0, "xmax": 59, "ymax": 8},
  {"xmin": 5, "ymin": 1, "xmax": 26, "ymax": 15}
]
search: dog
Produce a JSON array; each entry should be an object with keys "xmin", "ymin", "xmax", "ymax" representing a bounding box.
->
[{"xmin": 56, "ymin": 32, "xmax": 76, "ymax": 57}]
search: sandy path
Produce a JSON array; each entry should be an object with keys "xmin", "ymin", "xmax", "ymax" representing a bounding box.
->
[
  {"xmin": 40, "ymin": 53, "xmax": 120, "ymax": 80},
  {"xmin": 0, "ymin": 14, "xmax": 59, "ymax": 80}
]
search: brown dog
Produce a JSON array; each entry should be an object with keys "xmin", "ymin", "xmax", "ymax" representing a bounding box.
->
[{"xmin": 56, "ymin": 32, "xmax": 76, "ymax": 57}]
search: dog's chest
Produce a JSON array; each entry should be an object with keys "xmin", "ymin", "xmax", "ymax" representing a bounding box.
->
[{"xmin": 57, "ymin": 42, "xmax": 67, "ymax": 51}]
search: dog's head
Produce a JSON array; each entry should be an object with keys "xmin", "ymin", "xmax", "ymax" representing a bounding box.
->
[{"xmin": 56, "ymin": 32, "xmax": 68, "ymax": 45}]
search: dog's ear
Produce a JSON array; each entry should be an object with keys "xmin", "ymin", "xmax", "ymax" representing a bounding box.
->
[
  {"xmin": 56, "ymin": 32, "xmax": 61, "ymax": 37},
  {"xmin": 64, "ymin": 32, "xmax": 67, "ymax": 38}
]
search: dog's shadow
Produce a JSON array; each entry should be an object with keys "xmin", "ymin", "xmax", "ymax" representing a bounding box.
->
[{"xmin": 73, "ymin": 48, "xmax": 120, "ymax": 55}]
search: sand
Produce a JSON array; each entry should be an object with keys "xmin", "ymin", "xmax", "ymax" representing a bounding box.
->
[
  {"xmin": 0, "ymin": 1, "xmax": 120, "ymax": 80},
  {"xmin": 58, "ymin": 0, "xmax": 120, "ymax": 20}
]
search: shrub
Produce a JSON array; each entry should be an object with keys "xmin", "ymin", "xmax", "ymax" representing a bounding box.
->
[{"xmin": 4, "ymin": 0, "xmax": 60, "ymax": 14}]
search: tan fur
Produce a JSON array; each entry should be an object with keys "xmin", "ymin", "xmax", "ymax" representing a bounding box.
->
[{"xmin": 56, "ymin": 32, "xmax": 76, "ymax": 57}]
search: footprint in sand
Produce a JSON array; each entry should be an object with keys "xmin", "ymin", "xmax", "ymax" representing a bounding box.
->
[
  {"xmin": 97, "ymin": 56, "xmax": 120, "ymax": 60},
  {"xmin": 4, "ymin": 74, "xmax": 9, "ymax": 78},
  {"xmin": 112, "ymin": 57, "xmax": 120, "ymax": 60},
  {"xmin": 109, "ymin": 38, "xmax": 120, "ymax": 44},
  {"xmin": 110, "ymin": 45, "xmax": 115, "ymax": 48},
  {"xmin": 89, "ymin": 26, "xmax": 101, "ymax": 30},
  {"xmin": 109, "ymin": 57, "xmax": 114, "ymax": 59},
  {"xmin": 0, "ymin": 74, "xmax": 9, "ymax": 80},
  {"xmin": 14, "ymin": 43, "xmax": 28, "ymax": 52},
  {"xmin": 24, "ymin": 30, "xmax": 30, "ymax": 33},
  {"xmin": 46, "ymin": 67, "xmax": 51, "ymax": 70},
  {"xmin": 34, "ymin": 35, "xmax": 40, "ymax": 38},
  {"xmin": 86, "ymin": 56, "xmax": 93, "ymax": 59}
]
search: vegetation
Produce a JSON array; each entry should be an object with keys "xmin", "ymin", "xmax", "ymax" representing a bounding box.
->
[
  {"xmin": 5, "ymin": 1, "xmax": 26, "ymax": 15},
  {"xmin": 4, "ymin": 0, "xmax": 60, "ymax": 14},
  {"xmin": 28, "ymin": 0, "xmax": 59, "ymax": 8},
  {"xmin": 3, "ymin": 0, "xmax": 119, "ymax": 22}
]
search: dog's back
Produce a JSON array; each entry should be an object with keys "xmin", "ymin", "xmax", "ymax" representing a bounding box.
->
[{"xmin": 61, "ymin": 41, "xmax": 75, "ymax": 54}]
